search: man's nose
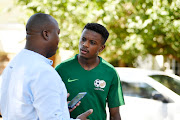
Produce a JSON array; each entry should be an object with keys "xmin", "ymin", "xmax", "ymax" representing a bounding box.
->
[{"xmin": 83, "ymin": 41, "xmax": 89, "ymax": 47}]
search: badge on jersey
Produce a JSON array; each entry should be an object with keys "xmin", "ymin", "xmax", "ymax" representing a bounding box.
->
[{"xmin": 94, "ymin": 79, "xmax": 106, "ymax": 91}]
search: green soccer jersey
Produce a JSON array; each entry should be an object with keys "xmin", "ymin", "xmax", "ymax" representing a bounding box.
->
[{"xmin": 55, "ymin": 54, "xmax": 124, "ymax": 120}]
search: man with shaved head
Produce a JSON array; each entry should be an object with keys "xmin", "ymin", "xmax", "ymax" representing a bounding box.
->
[{"xmin": 0, "ymin": 13, "xmax": 92, "ymax": 120}]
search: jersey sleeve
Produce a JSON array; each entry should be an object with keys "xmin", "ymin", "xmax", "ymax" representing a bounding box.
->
[
  {"xmin": 107, "ymin": 70, "xmax": 125, "ymax": 108},
  {"xmin": 55, "ymin": 64, "xmax": 62, "ymax": 76}
]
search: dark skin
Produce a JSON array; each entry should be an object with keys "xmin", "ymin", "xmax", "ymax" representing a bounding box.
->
[
  {"xmin": 25, "ymin": 14, "xmax": 60, "ymax": 58},
  {"xmin": 78, "ymin": 29, "xmax": 121, "ymax": 120},
  {"xmin": 24, "ymin": 13, "xmax": 93, "ymax": 120},
  {"xmin": 78, "ymin": 29, "xmax": 105, "ymax": 70},
  {"xmin": 109, "ymin": 107, "xmax": 121, "ymax": 120}
]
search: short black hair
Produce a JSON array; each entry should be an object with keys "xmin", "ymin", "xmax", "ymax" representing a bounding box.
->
[{"xmin": 83, "ymin": 23, "xmax": 109, "ymax": 44}]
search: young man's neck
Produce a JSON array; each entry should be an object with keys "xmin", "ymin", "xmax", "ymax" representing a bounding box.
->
[{"xmin": 77, "ymin": 54, "xmax": 100, "ymax": 71}]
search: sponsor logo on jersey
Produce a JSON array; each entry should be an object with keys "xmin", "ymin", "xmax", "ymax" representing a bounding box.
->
[
  {"xmin": 94, "ymin": 79, "xmax": 106, "ymax": 91},
  {"xmin": 68, "ymin": 78, "xmax": 79, "ymax": 82}
]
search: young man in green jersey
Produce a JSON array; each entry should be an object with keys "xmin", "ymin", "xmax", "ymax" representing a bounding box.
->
[{"xmin": 55, "ymin": 23, "xmax": 125, "ymax": 120}]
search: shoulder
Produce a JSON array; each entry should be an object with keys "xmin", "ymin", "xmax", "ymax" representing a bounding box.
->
[
  {"xmin": 55, "ymin": 55, "xmax": 76, "ymax": 70},
  {"xmin": 30, "ymin": 61, "xmax": 62, "ymax": 87},
  {"xmin": 30, "ymin": 59, "xmax": 57, "ymax": 78},
  {"xmin": 100, "ymin": 57, "xmax": 117, "ymax": 74}
]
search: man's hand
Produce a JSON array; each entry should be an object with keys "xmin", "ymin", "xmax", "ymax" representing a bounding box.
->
[
  {"xmin": 77, "ymin": 109, "xmax": 93, "ymax": 120},
  {"xmin": 67, "ymin": 93, "xmax": 81, "ymax": 112}
]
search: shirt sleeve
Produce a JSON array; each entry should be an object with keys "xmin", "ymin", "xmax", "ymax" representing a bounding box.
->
[
  {"xmin": 30, "ymin": 67, "xmax": 79, "ymax": 120},
  {"xmin": 107, "ymin": 70, "xmax": 125, "ymax": 108}
]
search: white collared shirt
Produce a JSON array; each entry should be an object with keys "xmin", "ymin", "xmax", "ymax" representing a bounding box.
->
[{"xmin": 0, "ymin": 49, "xmax": 77, "ymax": 120}]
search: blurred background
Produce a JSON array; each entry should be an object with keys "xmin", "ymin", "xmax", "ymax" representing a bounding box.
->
[{"xmin": 0, "ymin": 0, "xmax": 180, "ymax": 120}]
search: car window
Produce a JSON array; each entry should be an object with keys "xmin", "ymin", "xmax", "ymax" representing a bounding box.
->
[
  {"xmin": 122, "ymin": 81, "xmax": 158, "ymax": 99},
  {"xmin": 149, "ymin": 75, "xmax": 180, "ymax": 95}
]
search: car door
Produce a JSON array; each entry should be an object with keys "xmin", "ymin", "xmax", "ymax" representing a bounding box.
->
[{"xmin": 119, "ymin": 80, "xmax": 170, "ymax": 120}]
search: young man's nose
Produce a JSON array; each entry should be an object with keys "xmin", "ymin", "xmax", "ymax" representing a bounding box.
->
[{"xmin": 83, "ymin": 41, "xmax": 89, "ymax": 47}]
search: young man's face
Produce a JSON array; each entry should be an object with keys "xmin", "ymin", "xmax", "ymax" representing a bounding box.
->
[{"xmin": 79, "ymin": 29, "xmax": 105, "ymax": 59}]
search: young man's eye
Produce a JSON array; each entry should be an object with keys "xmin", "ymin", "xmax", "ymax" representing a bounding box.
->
[
  {"xmin": 82, "ymin": 38, "xmax": 86, "ymax": 42},
  {"xmin": 90, "ymin": 41, "xmax": 96, "ymax": 45}
]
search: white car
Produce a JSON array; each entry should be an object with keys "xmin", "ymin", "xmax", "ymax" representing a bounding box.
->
[{"xmin": 107, "ymin": 67, "xmax": 180, "ymax": 120}]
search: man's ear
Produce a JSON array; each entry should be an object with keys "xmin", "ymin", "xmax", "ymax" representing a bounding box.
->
[
  {"xmin": 42, "ymin": 30, "xmax": 49, "ymax": 40},
  {"xmin": 99, "ymin": 45, "xmax": 105, "ymax": 53}
]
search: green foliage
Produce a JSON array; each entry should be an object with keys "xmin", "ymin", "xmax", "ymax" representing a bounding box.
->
[{"xmin": 15, "ymin": 0, "xmax": 180, "ymax": 66}]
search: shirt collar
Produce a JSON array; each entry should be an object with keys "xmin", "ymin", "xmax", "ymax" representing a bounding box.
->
[{"xmin": 22, "ymin": 49, "xmax": 53, "ymax": 66}]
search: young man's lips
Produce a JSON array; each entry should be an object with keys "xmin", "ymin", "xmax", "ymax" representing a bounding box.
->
[{"xmin": 80, "ymin": 49, "xmax": 88, "ymax": 54}]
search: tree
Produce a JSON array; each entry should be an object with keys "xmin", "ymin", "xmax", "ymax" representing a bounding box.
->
[{"xmin": 15, "ymin": 0, "xmax": 180, "ymax": 66}]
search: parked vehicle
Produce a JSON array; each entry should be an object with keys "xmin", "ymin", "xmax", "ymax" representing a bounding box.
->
[{"xmin": 107, "ymin": 67, "xmax": 180, "ymax": 120}]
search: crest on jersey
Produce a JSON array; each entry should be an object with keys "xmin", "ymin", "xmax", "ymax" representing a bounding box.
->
[{"xmin": 94, "ymin": 79, "xmax": 106, "ymax": 91}]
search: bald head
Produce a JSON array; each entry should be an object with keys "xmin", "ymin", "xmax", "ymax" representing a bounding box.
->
[
  {"xmin": 26, "ymin": 13, "xmax": 57, "ymax": 34},
  {"xmin": 25, "ymin": 13, "xmax": 60, "ymax": 58}
]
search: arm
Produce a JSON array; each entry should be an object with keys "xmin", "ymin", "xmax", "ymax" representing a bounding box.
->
[
  {"xmin": 31, "ymin": 68, "xmax": 72, "ymax": 120},
  {"xmin": 107, "ymin": 69, "xmax": 125, "ymax": 120},
  {"xmin": 109, "ymin": 107, "xmax": 121, "ymax": 120},
  {"xmin": 33, "ymin": 68, "xmax": 92, "ymax": 120}
]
